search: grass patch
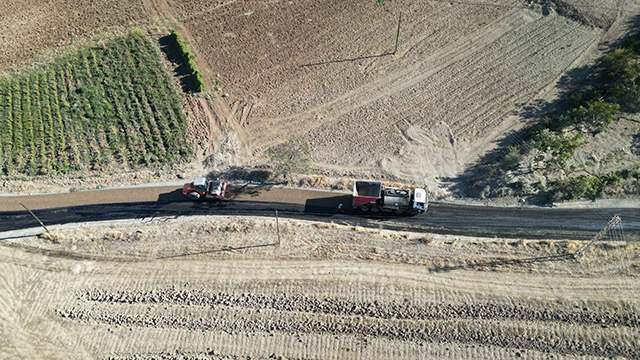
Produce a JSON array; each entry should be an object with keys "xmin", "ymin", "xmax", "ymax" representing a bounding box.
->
[{"xmin": 549, "ymin": 172, "xmax": 623, "ymax": 202}]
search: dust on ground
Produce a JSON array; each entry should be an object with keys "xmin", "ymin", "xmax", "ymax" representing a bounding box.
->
[{"xmin": 2, "ymin": 216, "xmax": 639, "ymax": 359}]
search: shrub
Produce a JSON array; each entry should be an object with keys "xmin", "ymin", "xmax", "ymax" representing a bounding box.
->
[
  {"xmin": 267, "ymin": 136, "xmax": 311, "ymax": 181},
  {"xmin": 561, "ymin": 99, "xmax": 619, "ymax": 130},
  {"xmin": 601, "ymin": 48, "xmax": 640, "ymax": 107},
  {"xmin": 549, "ymin": 173, "xmax": 623, "ymax": 202},
  {"xmin": 170, "ymin": 30, "xmax": 205, "ymax": 92},
  {"xmin": 531, "ymin": 129, "xmax": 586, "ymax": 171},
  {"xmin": 499, "ymin": 145, "xmax": 521, "ymax": 170}
]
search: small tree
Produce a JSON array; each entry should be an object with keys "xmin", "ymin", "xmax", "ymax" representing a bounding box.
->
[{"xmin": 267, "ymin": 136, "xmax": 311, "ymax": 181}]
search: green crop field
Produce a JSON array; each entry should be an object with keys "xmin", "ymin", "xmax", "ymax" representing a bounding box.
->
[{"xmin": 0, "ymin": 31, "xmax": 191, "ymax": 176}]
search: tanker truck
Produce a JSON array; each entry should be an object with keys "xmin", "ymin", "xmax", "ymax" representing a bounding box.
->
[{"xmin": 352, "ymin": 180, "xmax": 427, "ymax": 215}]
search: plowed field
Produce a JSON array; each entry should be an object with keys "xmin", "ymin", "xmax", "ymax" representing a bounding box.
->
[{"xmin": 2, "ymin": 217, "xmax": 640, "ymax": 359}]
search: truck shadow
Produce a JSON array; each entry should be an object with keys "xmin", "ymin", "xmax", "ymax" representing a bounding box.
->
[
  {"xmin": 157, "ymin": 189, "xmax": 184, "ymax": 203},
  {"xmin": 304, "ymin": 195, "xmax": 353, "ymax": 215}
]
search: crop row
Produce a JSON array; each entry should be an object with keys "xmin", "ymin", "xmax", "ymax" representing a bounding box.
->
[{"xmin": 0, "ymin": 31, "xmax": 191, "ymax": 175}]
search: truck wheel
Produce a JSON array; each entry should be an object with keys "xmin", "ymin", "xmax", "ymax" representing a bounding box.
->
[
  {"xmin": 394, "ymin": 209, "xmax": 403, "ymax": 215},
  {"xmin": 187, "ymin": 192, "xmax": 201, "ymax": 200},
  {"xmin": 409, "ymin": 210, "xmax": 419, "ymax": 216},
  {"xmin": 360, "ymin": 206, "xmax": 369, "ymax": 212},
  {"xmin": 370, "ymin": 207, "xmax": 380, "ymax": 213}
]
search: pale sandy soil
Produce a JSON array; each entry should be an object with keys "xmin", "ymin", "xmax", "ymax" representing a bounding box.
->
[
  {"xmin": 1, "ymin": 217, "xmax": 640, "ymax": 359},
  {"xmin": 1, "ymin": 0, "xmax": 639, "ymax": 200},
  {"xmin": 2, "ymin": 1, "xmax": 640, "ymax": 359}
]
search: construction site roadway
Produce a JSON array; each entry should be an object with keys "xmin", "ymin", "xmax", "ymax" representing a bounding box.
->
[{"xmin": 1, "ymin": 184, "xmax": 639, "ymax": 240}]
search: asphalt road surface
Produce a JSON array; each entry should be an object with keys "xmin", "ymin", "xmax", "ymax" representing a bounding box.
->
[{"xmin": 1, "ymin": 184, "xmax": 638, "ymax": 240}]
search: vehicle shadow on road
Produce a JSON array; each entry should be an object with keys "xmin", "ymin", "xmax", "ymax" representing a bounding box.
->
[
  {"xmin": 304, "ymin": 195, "xmax": 353, "ymax": 215},
  {"xmin": 157, "ymin": 189, "xmax": 185, "ymax": 203}
]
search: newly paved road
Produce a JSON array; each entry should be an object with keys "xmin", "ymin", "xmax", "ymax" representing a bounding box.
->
[{"xmin": 1, "ymin": 184, "xmax": 638, "ymax": 240}]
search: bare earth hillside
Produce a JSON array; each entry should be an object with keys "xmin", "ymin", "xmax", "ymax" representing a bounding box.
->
[
  {"xmin": 2, "ymin": 0, "xmax": 638, "ymax": 197},
  {"xmin": 171, "ymin": 0, "xmax": 636, "ymax": 194}
]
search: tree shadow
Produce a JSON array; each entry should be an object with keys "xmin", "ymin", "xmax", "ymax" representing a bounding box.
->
[
  {"xmin": 158, "ymin": 35, "xmax": 196, "ymax": 93},
  {"xmin": 204, "ymin": 166, "xmax": 276, "ymax": 199},
  {"xmin": 224, "ymin": 184, "xmax": 271, "ymax": 200},
  {"xmin": 633, "ymin": 132, "xmax": 640, "ymax": 155},
  {"xmin": 207, "ymin": 166, "xmax": 273, "ymax": 184}
]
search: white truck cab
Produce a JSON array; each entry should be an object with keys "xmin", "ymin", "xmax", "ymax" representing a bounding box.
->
[{"xmin": 412, "ymin": 188, "xmax": 428, "ymax": 214}]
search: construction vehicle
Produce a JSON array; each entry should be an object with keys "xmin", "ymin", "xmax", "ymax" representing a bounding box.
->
[
  {"xmin": 183, "ymin": 177, "xmax": 227, "ymax": 200},
  {"xmin": 352, "ymin": 180, "xmax": 427, "ymax": 215}
]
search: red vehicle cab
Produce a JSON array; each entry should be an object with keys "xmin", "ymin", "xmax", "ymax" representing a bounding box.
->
[{"xmin": 182, "ymin": 177, "xmax": 227, "ymax": 200}]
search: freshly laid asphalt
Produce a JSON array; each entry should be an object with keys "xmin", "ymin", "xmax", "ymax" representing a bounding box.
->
[{"xmin": 1, "ymin": 184, "xmax": 639, "ymax": 240}]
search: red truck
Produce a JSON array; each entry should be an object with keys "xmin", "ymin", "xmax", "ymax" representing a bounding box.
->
[
  {"xmin": 352, "ymin": 180, "xmax": 427, "ymax": 215},
  {"xmin": 182, "ymin": 177, "xmax": 227, "ymax": 200}
]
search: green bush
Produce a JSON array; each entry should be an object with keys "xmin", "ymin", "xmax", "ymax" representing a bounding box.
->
[
  {"xmin": 550, "ymin": 173, "xmax": 622, "ymax": 202},
  {"xmin": 499, "ymin": 145, "xmax": 522, "ymax": 170},
  {"xmin": 170, "ymin": 30, "xmax": 205, "ymax": 92},
  {"xmin": 601, "ymin": 47, "xmax": 640, "ymax": 107},
  {"xmin": 560, "ymin": 99, "xmax": 619, "ymax": 131},
  {"xmin": 531, "ymin": 129, "xmax": 586, "ymax": 171}
]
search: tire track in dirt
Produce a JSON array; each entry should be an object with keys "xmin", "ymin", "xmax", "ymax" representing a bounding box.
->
[
  {"xmin": 0, "ymin": 263, "xmax": 89, "ymax": 359},
  {"xmin": 3, "ymin": 236, "xmax": 639, "ymax": 359},
  {"xmin": 247, "ymin": 7, "xmax": 528, "ymax": 146},
  {"xmin": 58, "ymin": 294, "xmax": 638, "ymax": 358},
  {"xmin": 0, "ymin": 263, "xmax": 22, "ymax": 360}
]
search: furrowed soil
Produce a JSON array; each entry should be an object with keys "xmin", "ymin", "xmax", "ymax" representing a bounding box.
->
[
  {"xmin": 2, "ymin": 0, "xmax": 639, "ymax": 197},
  {"xmin": 2, "ymin": 0, "xmax": 640, "ymax": 359},
  {"xmin": 2, "ymin": 217, "xmax": 640, "ymax": 359}
]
